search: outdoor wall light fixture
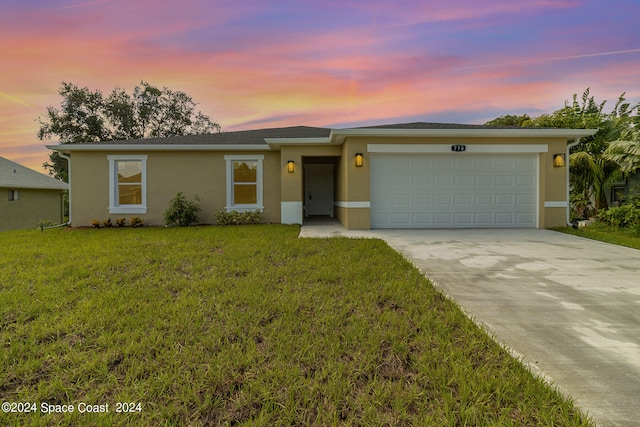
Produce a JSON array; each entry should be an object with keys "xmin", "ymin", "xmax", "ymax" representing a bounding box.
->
[
  {"xmin": 355, "ymin": 153, "xmax": 364, "ymax": 167},
  {"xmin": 553, "ymin": 153, "xmax": 566, "ymax": 168},
  {"xmin": 287, "ymin": 160, "xmax": 295, "ymax": 173}
]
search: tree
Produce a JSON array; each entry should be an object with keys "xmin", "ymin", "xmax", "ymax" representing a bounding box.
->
[
  {"xmin": 484, "ymin": 114, "xmax": 532, "ymax": 127},
  {"xmin": 543, "ymin": 90, "xmax": 629, "ymax": 215},
  {"xmin": 485, "ymin": 88, "xmax": 637, "ymax": 218},
  {"xmin": 605, "ymin": 129, "xmax": 640, "ymax": 174},
  {"xmin": 38, "ymin": 81, "xmax": 221, "ymax": 181},
  {"xmin": 604, "ymin": 102, "xmax": 640, "ymax": 174}
]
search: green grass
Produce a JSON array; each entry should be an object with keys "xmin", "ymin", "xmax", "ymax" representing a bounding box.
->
[
  {"xmin": 1, "ymin": 225, "xmax": 592, "ymax": 426},
  {"xmin": 554, "ymin": 223, "xmax": 640, "ymax": 250}
]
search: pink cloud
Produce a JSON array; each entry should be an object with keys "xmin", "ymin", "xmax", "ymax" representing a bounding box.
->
[
  {"xmin": 1, "ymin": 0, "xmax": 638, "ymax": 173},
  {"xmin": 314, "ymin": 0, "xmax": 584, "ymax": 27}
]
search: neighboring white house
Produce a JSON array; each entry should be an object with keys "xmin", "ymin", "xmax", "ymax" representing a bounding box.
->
[{"xmin": 0, "ymin": 156, "xmax": 68, "ymax": 231}]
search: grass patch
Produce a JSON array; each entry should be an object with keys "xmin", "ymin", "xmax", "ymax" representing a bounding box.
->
[
  {"xmin": 1, "ymin": 225, "xmax": 592, "ymax": 426},
  {"xmin": 554, "ymin": 223, "xmax": 640, "ymax": 250}
]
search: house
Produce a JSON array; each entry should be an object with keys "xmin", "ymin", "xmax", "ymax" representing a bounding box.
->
[
  {"xmin": 608, "ymin": 173, "xmax": 640, "ymax": 207},
  {"xmin": 46, "ymin": 122, "xmax": 596, "ymax": 229},
  {"xmin": 0, "ymin": 156, "xmax": 69, "ymax": 231}
]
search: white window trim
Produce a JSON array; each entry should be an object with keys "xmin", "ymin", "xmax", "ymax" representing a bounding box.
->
[
  {"xmin": 225, "ymin": 155, "xmax": 264, "ymax": 213},
  {"xmin": 108, "ymin": 155, "xmax": 148, "ymax": 214}
]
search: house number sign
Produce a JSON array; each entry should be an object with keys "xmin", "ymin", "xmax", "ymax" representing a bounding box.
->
[{"xmin": 451, "ymin": 144, "xmax": 466, "ymax": 152}]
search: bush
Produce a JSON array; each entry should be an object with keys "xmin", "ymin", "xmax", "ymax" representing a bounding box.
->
[
  {"xmin": 164, "ymin": 192, "xmax": 201, "ymax": 226},
  {"xmin": 597, "ymin": 196, "xmax": 640, "ymax": 230},
  {"xmin": 130, "ymin": 217, "xmax": 144, "ymax": 228},
  {"xmin": 570, "ymin": 192, "xmax": 594, "ymax": 221},
  {"xmin": 215, "ymin": 210, "xmax": 261, "ymax": 225},
  {"xmin": 116, "ymin": 218, "xmax": 127, "ymax": 227}
]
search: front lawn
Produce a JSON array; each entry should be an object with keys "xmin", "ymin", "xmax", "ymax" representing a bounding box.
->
[
  {"xmin": 0, "ymin": 226, "xmax": 592, "ymax": 426},
  {"xmin": 554, "ymin": 224, "xmax": 640, "ymax": 250}
]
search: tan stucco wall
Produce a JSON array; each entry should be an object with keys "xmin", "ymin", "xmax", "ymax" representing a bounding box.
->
[
  {"xmin": 0, "ymin": 187, "xmax": 64, "ymax": 231},
  {"xmin": 280, "ymin": 145, "xmax": 342, "ymax": 202},
  {"xmin": 542, "ymin": 138, "xmax": 572, "ymax": 228},
  {"xmin": 337, "ymin": 136, "xmax": 572, "ymax": 229},
  {"xmin": 66, "ymin": 135, "xmax": 574, "ymax": 229},
  {"xmin": 334, "ymin": 139, "xmax": 371, "ymax": 229},
  {"xmin": 69, "ymin": 151, "xmax": 280, "ymax": 227}
]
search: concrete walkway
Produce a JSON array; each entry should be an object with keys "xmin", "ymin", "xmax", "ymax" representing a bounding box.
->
[{"xmin": 300, "ymin": 224, "xmax": 640, "ymax": 427}]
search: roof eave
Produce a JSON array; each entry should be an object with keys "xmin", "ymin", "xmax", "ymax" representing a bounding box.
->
[
  {"xmin": 0, "ymin": 182, "xmax": 68, "ymax": 190},
  {"xmin": 46, "ymin": 128, "xmax": 599, "ymax": 153},
  {"xmin": 264, "ymin": 137, "xmax": 332, "ymax": 150},
  {"xmin": 329, "ymin": 128, "xmax": 598, "ymax": 144},
  {"xmin": 46, "ymin": 144, "xmax": 271, "ymax": 152}
]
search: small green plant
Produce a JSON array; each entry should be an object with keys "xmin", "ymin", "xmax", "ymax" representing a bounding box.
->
[
  {"xmin": 116, "ymin": 218, "xmax": 127, "ymax": 227},
  {"xmin": 36, "ymin": 220, "xmax": 55, "ymax": 231},
  {"xmin": 164, "ymin": 192, "xmax": 201, "ymax": 226},
  {"xmin": 215, "ymin": 210, "xmax": 261, "ymax": 225},
  {"xmin": 130, "ymin": 217, "xmax": 144, "ymax": 228},
  {"xmin": 102, "ymin": 218, "xmax": 113, "ymax": 228},
  {"xmin": 91, "ymin": 219, "xmax": 101, "ymax": 229}
]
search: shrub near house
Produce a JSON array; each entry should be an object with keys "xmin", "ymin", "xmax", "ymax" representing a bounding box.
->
[
  {"xmin": 214, "ymin": 210, "xmax": 261, "ymax": 225},
  {"xmin": 597, "ymin": 195, "xmax": 640, "ymax": 232},
  {"xmin": 164, "ymin": 192, "xmax": 201, "ymax": 226}
]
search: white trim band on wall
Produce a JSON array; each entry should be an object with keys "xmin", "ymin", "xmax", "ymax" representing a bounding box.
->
[
  {"xmin": 281, "ymin": 201, "xmax": 303, "ymax": 224},
  {"xmin": 544, "ymin": 201, "xmax": 568, "ymax": 208},
  {"xmin": 334, "ymin": 201, "xmax": 371, "ymax": 208},
  {"xmin": 367, "ymin": 144, "xmax": 549, "ymax": 154}
]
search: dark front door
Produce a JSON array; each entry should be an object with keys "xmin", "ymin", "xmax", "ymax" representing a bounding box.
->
[{"xmin": 304, "ymin": 164, "xmax": 334, "ymax": 217}]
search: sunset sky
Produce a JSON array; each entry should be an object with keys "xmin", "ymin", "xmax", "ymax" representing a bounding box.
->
[{"xmin": 1, "ymin": 0, "xmax": 639, "ymax": 173}]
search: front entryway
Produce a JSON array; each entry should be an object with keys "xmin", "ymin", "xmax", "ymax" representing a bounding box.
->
[{"xmin": 304, "ymin": 164, "xmax": 334, "ymax": 217}]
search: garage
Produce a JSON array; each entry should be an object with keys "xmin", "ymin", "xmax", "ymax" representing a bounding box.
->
[{"xmin": 370, "ymin": 153, "xmax": 538, "ymax": 228}]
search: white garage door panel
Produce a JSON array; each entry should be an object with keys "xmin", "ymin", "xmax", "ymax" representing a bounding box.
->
[{"xmin": 370, "ymin": 154, "xmax": 537, "ymax": 228}]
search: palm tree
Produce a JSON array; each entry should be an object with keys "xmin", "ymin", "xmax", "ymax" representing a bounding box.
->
[
  {"xmin": 604, "ymin": 126, "xmax": 640, "ymax": 174},
  {"xmin": 485, "ymin": 89, "xmax": 639, "ymax": 218},
  {"xmin": 536, "ymin": 90, "xmax": 625, "ymax": 217}
]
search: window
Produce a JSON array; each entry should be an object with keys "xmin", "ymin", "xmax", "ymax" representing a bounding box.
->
[
  {"xmin": 108, "ymin": 155, "xmax": 147, "ymax": 214},
  {"xmin": 225, "ymin": 155, "xmax": 263, "ymax": 212},
  {"xmin": 8, "ymin": 190, "xmax": 19, "ymax": 201},
  {"xmin": 612, "ymin": 184, "xmax": 626, "ymax": 205}
]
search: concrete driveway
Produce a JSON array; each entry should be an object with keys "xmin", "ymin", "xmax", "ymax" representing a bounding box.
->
[{"xmin": 300, "ymin": 225, "xmax": 640, "ymax": 427}]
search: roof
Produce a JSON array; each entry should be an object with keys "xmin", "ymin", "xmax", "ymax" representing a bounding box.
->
[
  {"xmin": 0, "ymin": 157, "xmax": 68, "ymax": 190},
  {"xmin": 329, "ymin": 122, "xmax": 597, "ymax": 143},
  {"xmin": 360, "ymin": 122, "xmax": 522, "ymax": 130},
  {"xmin": 92, "ymin": 126, "xmax": 331, "ymax": 145},
  {"xmin": 46, "ymin": 122, "xmax": 598, "ymax": 152}
]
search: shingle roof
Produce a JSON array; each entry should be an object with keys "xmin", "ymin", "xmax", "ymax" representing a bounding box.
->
[
  {"xmin": 0, "ymin": 157, "xmax": 68, "ymax": 190},
  {"xmin": 359, "ymin": 121, "xmax": 523, "ymax": 130},
  {"xmin": 49, "ymin": 123, "xmax": 521, "ymax": 147},
  {"xmin": 105, "ymin": 126, "xmax": 331, "ymax": 145},
  {"xmin": 47, "ymin": 122, "xmax": 596, "ymax": 151}
]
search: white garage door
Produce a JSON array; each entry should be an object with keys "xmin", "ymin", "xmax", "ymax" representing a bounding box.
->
[{"xmin": 370, "ymin": 154, "xmax": 537, "ymax": 228}]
